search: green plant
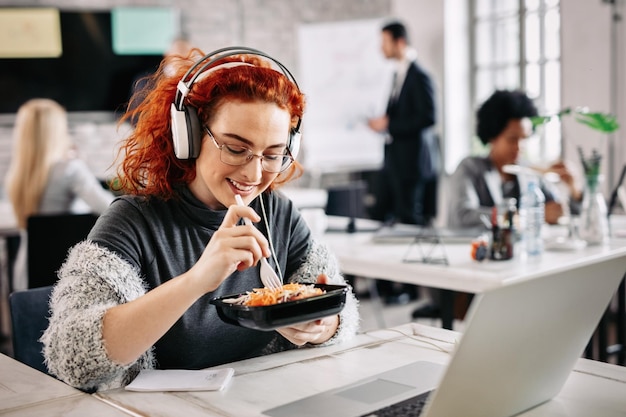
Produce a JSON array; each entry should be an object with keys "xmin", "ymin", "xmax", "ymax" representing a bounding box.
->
[
  {"xmin": 530, "ymin": 107, "xmax": 619, "ymax": 134},
  {"xmin": 531, "ymin": 107, "xmax": 619, "ymax": 183}
]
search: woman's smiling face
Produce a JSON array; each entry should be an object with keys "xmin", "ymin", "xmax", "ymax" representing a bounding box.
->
[{"xmin": 189, "ymin": 100, "xmax": 292, "ymax": 210}]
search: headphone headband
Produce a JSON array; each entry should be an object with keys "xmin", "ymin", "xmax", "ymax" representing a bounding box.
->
[
  {"xmin": 170, "ymin": 46, "xmax": 302, "ymax": 161},
  {"xmin": 174, "ymin": 46, "xmax": 300, "ymax": 109}
]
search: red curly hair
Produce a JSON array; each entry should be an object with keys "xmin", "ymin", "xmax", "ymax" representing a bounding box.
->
[{"xmin": 116, "ymin": 48, "xmax": 306, "ymax": 199}]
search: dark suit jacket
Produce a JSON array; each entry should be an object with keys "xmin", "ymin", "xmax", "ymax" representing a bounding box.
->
[{"xmin": 385, "ymin": 61, "xmax": 437, "ymax": 181}]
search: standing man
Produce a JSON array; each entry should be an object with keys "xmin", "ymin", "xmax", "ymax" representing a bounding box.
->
[
  {"xmin": 368, "ymin": 20, "xmax": 438, "ymax": 226},
  {"xmin": 368, "ymin": 20, "xmax": 439, "ymax": 305}
]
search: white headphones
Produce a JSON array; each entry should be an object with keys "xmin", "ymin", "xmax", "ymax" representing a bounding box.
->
[{"xmin": 170, "ymin": 46, "xmax": 302, "ymax": 166}]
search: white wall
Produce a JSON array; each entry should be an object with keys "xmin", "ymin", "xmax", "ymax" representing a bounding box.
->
[{"xmin": 561, "ymin": 0, "xmax": 625, "ymax": 195}]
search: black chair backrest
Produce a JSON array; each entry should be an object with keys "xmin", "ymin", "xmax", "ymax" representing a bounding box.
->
[
  {"xmin": 9, "ymin": 285, "xmax": 54, "ymax": 374},
  {"xmin": 27, "ymin": 213, "xmax": 98, "ymax": 288}
]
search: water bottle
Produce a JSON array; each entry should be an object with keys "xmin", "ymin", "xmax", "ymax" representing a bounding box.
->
[{"xmin": 519, "ymin": 179, "xmax": 545, "ymax": 259}]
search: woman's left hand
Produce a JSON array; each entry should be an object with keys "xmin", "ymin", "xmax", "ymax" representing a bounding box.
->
[
  {"xmin": 276, "ymin": 274, "xmax": 340, "ymax": 346},
  {"xmin": 276, "ymin": 315, "xmax": 339, "ymax": 346}
]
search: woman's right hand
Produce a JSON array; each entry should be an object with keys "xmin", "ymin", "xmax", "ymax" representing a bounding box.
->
[
  {"xmin": 186, "ymin": 204, "xmax": 271, "ymax": 294},
  {"xmin": 101, "ymin": 203, "xmax": 270, "ymax": 366}
]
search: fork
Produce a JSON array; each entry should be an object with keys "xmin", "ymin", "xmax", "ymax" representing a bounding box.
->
[{"xmin": 234, "ymin": 195, "xmax": 283, "ymax": 289}]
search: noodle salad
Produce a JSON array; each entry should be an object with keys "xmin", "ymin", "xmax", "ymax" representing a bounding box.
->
[{"xmin": 223, "ymin": 283, "xmax": 325, "ymax": 307}]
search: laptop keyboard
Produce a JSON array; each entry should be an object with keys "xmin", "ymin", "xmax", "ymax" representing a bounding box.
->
[{"xmin": 360, "ymin": 390, "xmax": 432, "ymax": 417}]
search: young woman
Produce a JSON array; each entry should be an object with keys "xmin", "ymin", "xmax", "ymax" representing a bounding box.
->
[
  {"xmin": 447, "ymin": 90, "xmax": 581, "ymax": 228},
  {"xmin": 4, "ymin": 98, "xmax": 114, "ymax": 290},
  {"xmin": 41, "ymin": 48, "xmax": 360, "ymax": 391}
]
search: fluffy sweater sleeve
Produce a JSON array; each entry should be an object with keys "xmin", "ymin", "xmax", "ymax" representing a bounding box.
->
[
  {"xmin": 261, "ymin": 238, "xmax": 360, "ymax": 354},
  {"xmin": 40, "ymin": 241, "xmax": 155, "ymax": 391},
  {"xmin": 289, "ymin": 238, "xmax": 360, "ymax": 345}
]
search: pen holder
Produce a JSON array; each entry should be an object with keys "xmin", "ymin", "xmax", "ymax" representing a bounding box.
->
[
  {"xmin": 490, "ymin": 227, "xmax": 514, "ymax": 260},
  {"xmin": 488, "ymin": 200, "xmax": 516, "ymax": 261}
]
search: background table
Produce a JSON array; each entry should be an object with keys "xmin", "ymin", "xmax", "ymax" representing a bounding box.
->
[{"xmin": 320, "ymin": 217, "xmax": 626, "ymax": 354}]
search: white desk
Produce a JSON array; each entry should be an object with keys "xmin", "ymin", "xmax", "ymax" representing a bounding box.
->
[
  {"xmin": 89, "ymin": 323, "xmax": 626, "ymax": 417},
  {"xmin": 3, "ymin": 322, "xmax": 624, "ymax": 416},
  {"xmin": 0, "ymin": 354, "xmax": 131, "ymax": 416},
  {"xmin": 321, "ymin": 227, "xmax": 626, "ymax": 294},
  {"xmin": 320, "ymin": 221, "xmax": 626, "ymax": 331}
]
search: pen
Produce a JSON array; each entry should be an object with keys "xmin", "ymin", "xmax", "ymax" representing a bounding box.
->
[{"xmin": 479, "ymin": 214, "xmax": 492, "ymax": 229}]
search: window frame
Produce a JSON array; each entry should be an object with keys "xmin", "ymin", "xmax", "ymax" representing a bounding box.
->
[{"xmin": 469, "ymin": 0, "xmax": 561, "ymax": 164}]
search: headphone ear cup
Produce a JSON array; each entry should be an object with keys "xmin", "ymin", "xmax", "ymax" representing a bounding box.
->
[
  {"xmin": 289, "ymin": 130, "xmax": 301, "ymax": 159},
  {"xmin": 170, "ymin": 103, "xmax": 202, "ymax": 159},
  {"xmin": 185, "ymin": 106, "xmax": 202, "ymax": 159},
  {"xmin": 286, "ymin": 129, "xmax": 301, "ymax": 168},
  {"xmin": 171, "ymin": 103, "xmax": 190, "ymax": 159}
]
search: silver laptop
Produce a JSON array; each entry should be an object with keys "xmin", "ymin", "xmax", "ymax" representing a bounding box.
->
[
  {"xmin": 372, "ymin": 223, "xmax": 485, "ymax": 244},
  {"xmin": 263, "ymin": 256, "xmax": 624, "ymax": 417}
]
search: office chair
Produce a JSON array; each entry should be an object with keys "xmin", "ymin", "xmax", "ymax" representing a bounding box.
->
[
  {"xmin": 27, "ymin": 213, "xmax": 98, "ymax": 288},
  {"xmin": 325, "ymin": 181, "xmax": 367, "ymax": 233},
  {"xmin": 9, "ymin": 285, "xmax": 53, "ymax": 374}
]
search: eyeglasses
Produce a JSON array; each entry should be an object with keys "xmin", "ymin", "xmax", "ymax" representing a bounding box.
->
[{"xmin": 204, "ymin": 126, "xmax": 294, "ymax": 173}]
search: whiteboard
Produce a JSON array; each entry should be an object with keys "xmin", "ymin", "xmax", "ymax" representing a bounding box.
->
[{"xmin": 297, "ymin": 19, "xmax": 393, "ymax": 174}]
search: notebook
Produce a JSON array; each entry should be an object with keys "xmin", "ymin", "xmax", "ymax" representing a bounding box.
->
[
  {"xmin": 263, "ymin": 258, "xmax": 624, "ymax": 417},
  {"xmin": 125, "ymin": 368, "xmax": 234, "ymax": 392}
]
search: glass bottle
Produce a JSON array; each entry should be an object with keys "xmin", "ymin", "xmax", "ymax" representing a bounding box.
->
[{"xmin": 578, "ymin": 174, "xmax": 609, "ymax": 245}]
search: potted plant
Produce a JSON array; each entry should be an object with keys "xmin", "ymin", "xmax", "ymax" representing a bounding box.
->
[
  {"xmin": 532, "ymin": 107, "xmax": 620, "ymax": 244},
  {"xmin": 531, "ymin": 107, "xmax": 619, "ymax": 180}
]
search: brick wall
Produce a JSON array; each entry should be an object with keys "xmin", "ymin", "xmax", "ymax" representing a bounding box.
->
[{"xmin": 0, "ymin": 0, "xmax": 391, "ymax": 187}]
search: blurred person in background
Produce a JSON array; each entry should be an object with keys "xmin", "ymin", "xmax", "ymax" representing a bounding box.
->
[
  {"xmin": 422, "ymin": 90, "xmax": 582, "ymax": 321},
  {"xmin": 367, "ymin": 20, "xmax": 439, "ymax": 305},
  {"xmin": 447, "ymin": 89, "xmax": 581, "ymax": 229},
  {"xmin": 4, "ymin": 98, "xmax": 114, "ymax": 290}
]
